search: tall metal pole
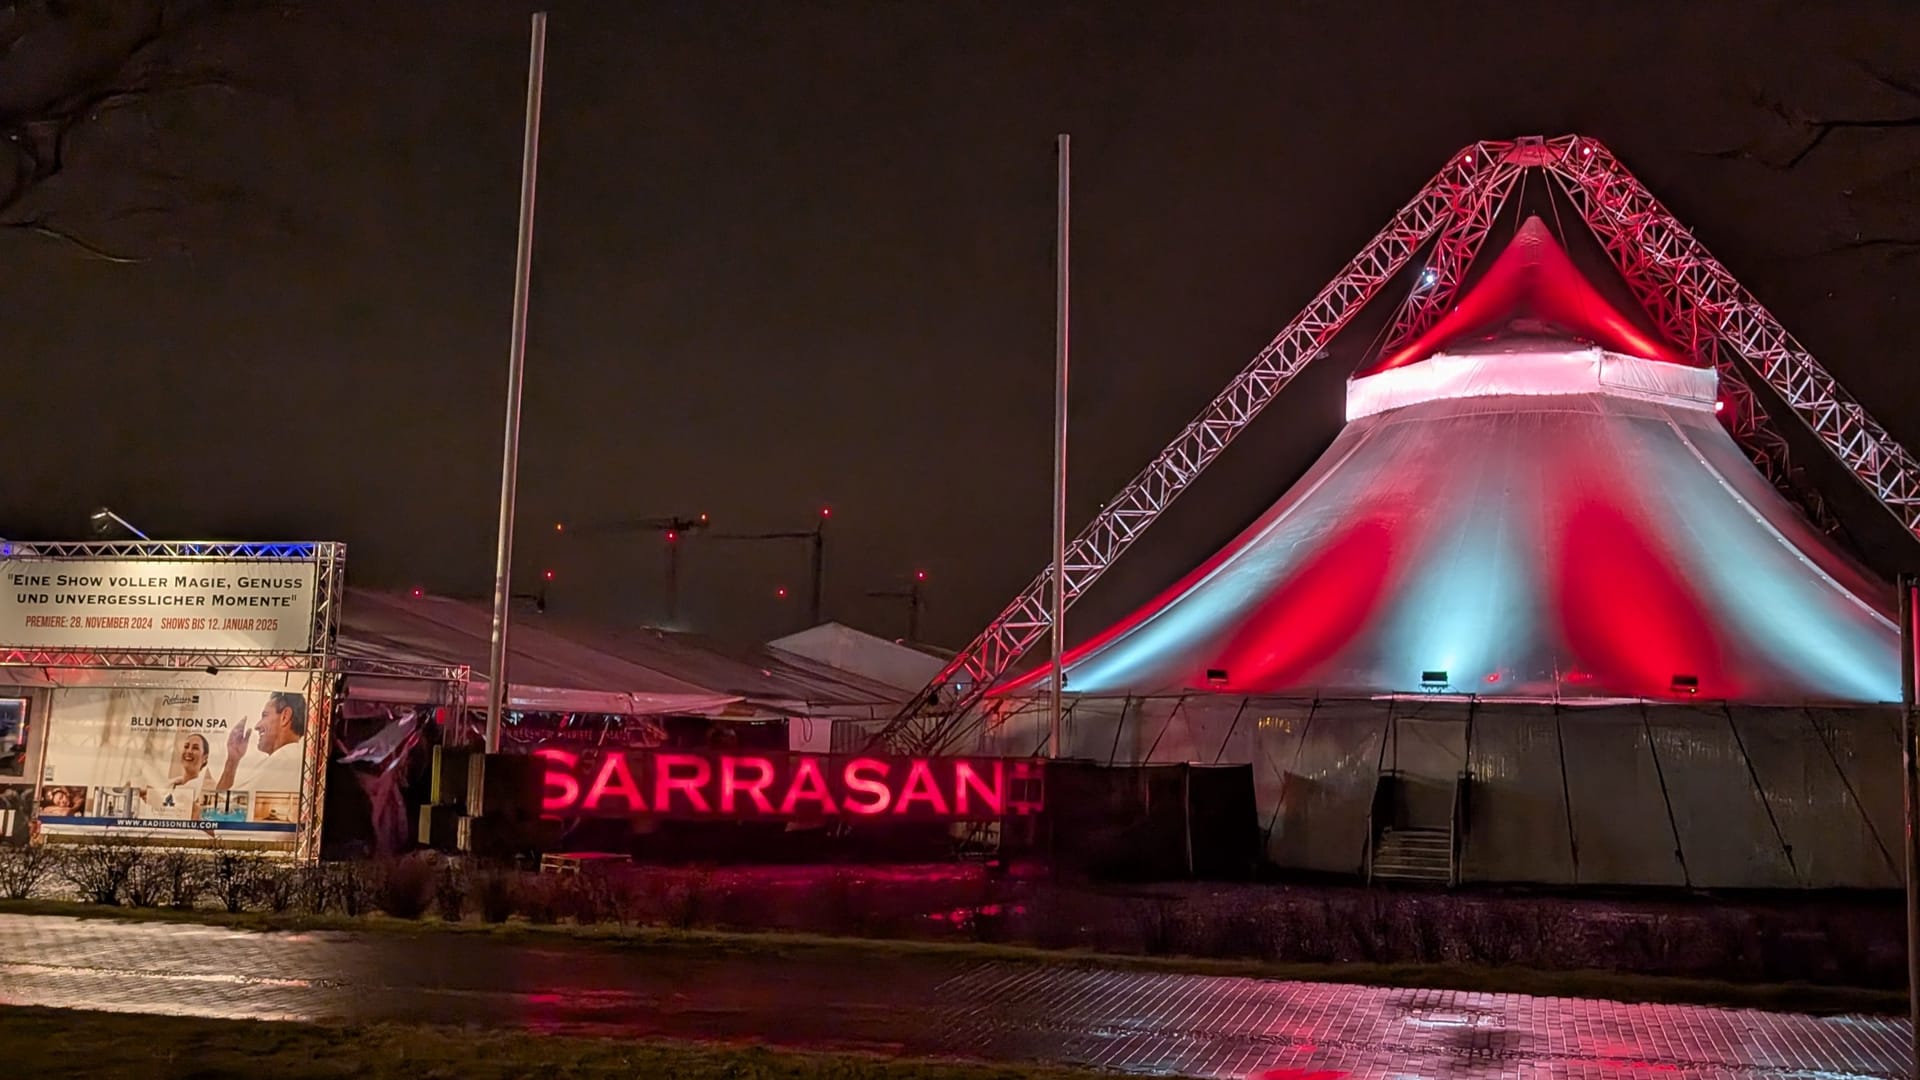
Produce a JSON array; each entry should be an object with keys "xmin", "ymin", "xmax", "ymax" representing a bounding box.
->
[
  {"xmin": 1048, "ymin": 134, "xmax": 1070, "ymax": 760},
  {"xmin": 1901, "ymin": 572, "xmax": 1919, "ymax": 1077},
  {"xmin": 809, "ymin": 524, "xmax": 826, "ymax": 627},
  {"xmin": 485, "ymin": 11, "xmax": 547, "ymax": 754},
  {"xmin": 665, "ymin": 540, "xmax": 680, "ymax": 623}
]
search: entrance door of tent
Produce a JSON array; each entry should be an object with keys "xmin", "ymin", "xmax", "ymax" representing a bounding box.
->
[{"xmin": 1387, "ymin": 705, "xmax": 1469, "ymax": 829}]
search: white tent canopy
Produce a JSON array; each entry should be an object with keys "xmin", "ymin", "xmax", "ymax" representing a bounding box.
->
[
  {"xmin": 339, "ymin": 590, "xmax": 912, "ymax": 719},
  {"xmin": 770, "ymin": 622, "xmax": 947, "ymax": 694},
  {"xmin": 339, "ymin": 589, "xmax": 739, "ymax": 715}
]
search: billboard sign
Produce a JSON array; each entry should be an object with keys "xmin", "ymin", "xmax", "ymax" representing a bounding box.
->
[
  {"xmin": 0, "ymin": 557, "xmax": 317, "ymax": 652},
  {"xmin": 35, "ymin": 686, "xmax": 310, "ymax": 851},
  {"xmin": 537, "ymin": 748, "xmax": 1045, "ymax": 822}
]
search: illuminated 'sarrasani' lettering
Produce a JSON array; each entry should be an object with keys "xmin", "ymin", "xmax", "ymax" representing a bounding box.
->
[{"xmin": 538, "ymin": 749, "xmax": 1042, "ymax": 823}]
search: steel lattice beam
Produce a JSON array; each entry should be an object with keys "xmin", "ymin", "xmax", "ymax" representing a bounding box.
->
[
  {"xmin": 1378, "ymin": 163, "xmax": 1522, "ymax": 358},
  {"xmin": 875, "ymin": 134, "xmax": 1920, "ymax": 756},
  {"xmin": 1544, "ymin": 136, "xmax": 1920, "ymax": 532}
]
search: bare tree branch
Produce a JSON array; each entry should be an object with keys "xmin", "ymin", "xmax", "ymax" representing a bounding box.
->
[
  {"xmin": 1699, "ymin": 73, "xmax": 1920, "ymax": 171},
  {"xmin": 2, "ymin": 217, "xmax": 145, "ymax": 262},
  {"xmin": 1807, "ymin": 236, "xmax": 1920, "ymax": 259},
  {"xmin": 0, "ymin": 0, "xmax": 272, "ymax": 260}
]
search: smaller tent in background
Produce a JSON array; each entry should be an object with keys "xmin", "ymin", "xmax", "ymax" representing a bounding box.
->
[{"xmin": 770, "ymin": 622, "xmax": 947, "ymax": 695}]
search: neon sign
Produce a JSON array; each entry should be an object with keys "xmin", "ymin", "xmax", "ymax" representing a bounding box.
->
[{"xmin": 535, "ymin": 748, "xmax": 1045, "ymax": 822}]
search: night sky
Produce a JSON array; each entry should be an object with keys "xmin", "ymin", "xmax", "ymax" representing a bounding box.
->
[{"xmin": 4, "ymin": 1, "xmax": 1919, "ymax": 650}]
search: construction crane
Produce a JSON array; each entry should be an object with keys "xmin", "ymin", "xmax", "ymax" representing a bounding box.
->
[
  {"xmin": 558, "ymin": 513, "xmax": 709, "ymax": 622},
  {"xmin": 869, "ymin": 133, "xmax": 1920, "ymax": 756},
  {"xmin": 711, "ymin": 507, "xmax": 833, "ymax": 627},
  {"xmin": 867, "ymin": 570, "xmax": 929, "ymax": 643}
]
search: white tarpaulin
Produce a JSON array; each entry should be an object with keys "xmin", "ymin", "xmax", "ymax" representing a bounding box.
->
[{"xmin": 0, "ymin": 557, "xmax": 316, "ymax": 652}]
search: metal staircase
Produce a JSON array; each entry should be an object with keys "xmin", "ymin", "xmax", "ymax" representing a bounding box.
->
[
  {"xmin": 1369, "ymin": 827, "xmax": 1453, "ymax": 885},
  {"xmin": 1365, "ymin": 769, "xmax": 1466, "ymax": 887}
]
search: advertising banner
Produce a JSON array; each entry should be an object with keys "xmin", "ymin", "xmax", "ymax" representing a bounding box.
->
[
  {"xmin": 36, "ymin": 686, "xmax": 310, "ymax": 850},
  {"xmin": 0, "ymin": 558, "xmax": 317, "ymax": 652},
  {"xmin": 537, "ymin": 747, "xmax": 1045, "ymax": 822}
]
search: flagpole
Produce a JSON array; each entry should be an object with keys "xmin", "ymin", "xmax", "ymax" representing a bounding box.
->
[
  {"xmin": 485, "ymin": 11, "xmax": 547, "ymax": 754},
  {"xmin": 1049, "ymin": 134, "xmax": 1070, "ymax": 760},
  {"xmin": 1900, "ymin": 573, "xmax": 1919, "ymax": 1079}
]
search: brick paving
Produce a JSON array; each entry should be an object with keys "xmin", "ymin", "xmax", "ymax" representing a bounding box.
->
[{"xmin": 0, "ymin": 913, "xmax": 1906, "ymax": 1078}]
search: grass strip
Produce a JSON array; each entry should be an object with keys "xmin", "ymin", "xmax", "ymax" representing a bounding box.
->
[
  {"xmin": 0, "ymin": 1006, "xmax": 1103, "ymax": 1080},
  {"xmin": 0, "ymin": 897, "xmax": 1899, "ymax": 1017}
]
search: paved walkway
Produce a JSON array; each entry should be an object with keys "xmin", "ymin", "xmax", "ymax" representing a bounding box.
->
[{"xmin": 0, "ymin": 914, "xmax": 1906, "ymax": 1078}]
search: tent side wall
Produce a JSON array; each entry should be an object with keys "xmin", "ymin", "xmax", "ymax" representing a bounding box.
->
[{"xmin": 975, "ymin": 693, "xmax": 1901, "ymax": 889}]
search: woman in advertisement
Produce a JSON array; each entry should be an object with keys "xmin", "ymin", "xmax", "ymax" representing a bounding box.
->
[{"xmin": 135, "ymin": 733, "xmax": 213, "ymax": 819}]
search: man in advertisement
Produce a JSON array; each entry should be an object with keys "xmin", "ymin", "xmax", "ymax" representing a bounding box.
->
[{"xmin": 215, "ymin": 691, "xmax": 305, "ymax": 797}]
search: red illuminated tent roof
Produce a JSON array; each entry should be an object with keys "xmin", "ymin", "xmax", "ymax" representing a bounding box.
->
[
  {"xmin": 990, "ymin": 215, "xmax": 1899, "ymax": 705},
  {"xmin": 1361, "ymin": 216, "xmax": 1690, "ymax": 375}
]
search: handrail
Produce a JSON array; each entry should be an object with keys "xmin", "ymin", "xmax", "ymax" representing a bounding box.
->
[
  {"xmin": 1448, "ymin": 769, "xmax": 1468, "ymax": 887},
  {"xmin": 1365, "ymin": 769, "xmax": 1399, "ymax": 884}
]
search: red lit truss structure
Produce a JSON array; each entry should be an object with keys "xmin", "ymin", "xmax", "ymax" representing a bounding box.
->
[{"xmin": 874, "ymin": 134, "xmax": 1920, "ymax": 755}]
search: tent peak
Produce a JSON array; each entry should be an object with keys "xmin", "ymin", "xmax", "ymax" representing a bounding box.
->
[{"xmin": 1364, "ymin": 214, "xmax": 1689, "ymax": 375}]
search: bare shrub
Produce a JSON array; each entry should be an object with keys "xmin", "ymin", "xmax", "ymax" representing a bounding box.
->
[
  {"xmin": 294, "ymin": 863, "xmax": 335, "ymax": 914},
  {"xmin": 123, "ymin": 853, "xmax": 172, "ymax": 908},
  {"xmin": 331, "ymin": 861, "xmax": 377, "ymax": 917},
  {"xmin": 654, "ymin": 870, "xmax": 710, "ymax": 930},
  {"xmin": 434, "ymin": 861, "xmax": 470, "ymax": 921},
  {"xmin": 564, "ymin": 868, "xmax": 636, "ymax": 926},
  {"xmin": 1525, "ymin": 901, "xmax": 1574, "ymax": 969},
  {"xmin": 517, "ymin": 873, "xmax": 565, "ymax": 924},
  {"xmin": 1025, "ymin": 887, "xmax": 1107, "ymax": 952},
  {"xmin": 819, "ymin": 869, "xmax": 874, "ymax": 937},
  {"xmin": 252, "ymin": 863, "xmax": 301, "ymax": 914},
  {"xmin": 1458, "ymin": 902, "xmax": 1527, "ymax": 966},
  {"xmin": 0, "ymin": 843, "xmax": 60, "ymax": 900},
  {"xmin": 1127, "ymin": 894, "xmax": 1180, "ymax": 956},
  {"xmin": 207, "ymin": 849, "xmax": 266, "ymax": 913},
  {"xmin": 1338, "ymin": 891, "xmax": 1391, "ymax": 963},
  {"xmin": 64, "ymin": 843, "xmax": 145, "ymax": 905},
  {"xmin": 1205, "ymin": 905, "xmax": 1281, "ymax": 961},
  {"xmin": 473, "ymin": 867, "xmax": 517, "ymax": 923},
  {"xmin": 1287, "ymin": 897, "xmax": 1341, "ymax": 963},
  {"xmin": 147, "ymin": 851, "xmax": 206, "ymax": 910},
  {"xmin": 1408, "ymin": 898, "xmax": 1447, "ymax": 963},
  {"xmin": 375, "ymin": 856, "xmax": 435, "ymax": 920}
]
